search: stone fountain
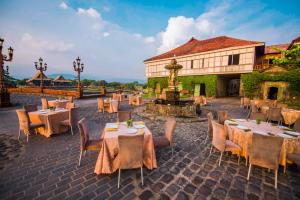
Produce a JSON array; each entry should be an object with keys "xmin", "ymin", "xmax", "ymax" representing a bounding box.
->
[{"xmin": 144, "ymin": 57, "xmax": 196, "ymax": 117}]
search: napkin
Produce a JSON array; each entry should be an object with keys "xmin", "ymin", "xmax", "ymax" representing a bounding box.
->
[
  {"xmin": 135, "ymin": 121, "xmax": 145, "ymax": 125},
  {"xmin": 105, "ymin": 128, "xmax": 118, "ymax": 132}
]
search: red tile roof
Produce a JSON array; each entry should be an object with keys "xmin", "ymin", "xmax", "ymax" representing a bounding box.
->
[
  {"xmin": 265, "ymin": 44, "xmax": 289, "ymax": 54},
  {"xmin": 144, "ymin": 36, "xmax": 263, "ymax": 62}
]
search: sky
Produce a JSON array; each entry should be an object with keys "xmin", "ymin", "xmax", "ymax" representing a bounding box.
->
[{"xmin": 0, "ymin": 0, "xmax": 300, "ymax": 81}]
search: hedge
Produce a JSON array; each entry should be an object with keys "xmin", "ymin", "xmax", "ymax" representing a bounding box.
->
[
  {"xmin": 241, "ymin": 69, "xmax": 300, "ymax": 98},
  {"xmin": 147, "ymin": 75, "xmax": 217, "ymax": 97}
]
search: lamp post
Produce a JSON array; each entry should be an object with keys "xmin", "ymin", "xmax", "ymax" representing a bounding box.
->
[
  {"xmin": 0, "ymin": 38, "xmax": 14, "ymax": 107},
  {"xmin": 34, "ymin": 57, "xmax": 47, "ymax": 90},
  {"xmin": 73, "ymin": 56, "xmax": 84, "ymax": 97}
]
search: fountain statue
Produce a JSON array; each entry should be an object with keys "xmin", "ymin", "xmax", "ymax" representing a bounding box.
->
[{"xmin": 164, "ymin": 57, "xmax": 183, "ymax": 102}]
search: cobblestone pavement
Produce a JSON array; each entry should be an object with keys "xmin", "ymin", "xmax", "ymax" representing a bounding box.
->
[{"xmin": 0, "ymin": 95, "xmax": 299, "ymax": 200}]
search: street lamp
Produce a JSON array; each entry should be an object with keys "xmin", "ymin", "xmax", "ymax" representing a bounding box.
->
[
  {"xmin": 0, "ymin": 37, "xmax": 14, "ymax": 107},
  {"xmin": 73, "ymin": 56, "xmax": 84, "ymax": 95},
  {"xmin": 34, "ymin": 57, "xmax": 47, "ymax": 89}
]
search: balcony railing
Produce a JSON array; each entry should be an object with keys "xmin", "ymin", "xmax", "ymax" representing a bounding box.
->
[{"xmin": 254, "ymin": 64, "xmax": 273, "ymax": 71}]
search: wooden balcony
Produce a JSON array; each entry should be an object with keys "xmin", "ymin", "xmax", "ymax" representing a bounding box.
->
[{"xmin": 254, "ymin": 64, "xmax": 273, "ymax": 71}]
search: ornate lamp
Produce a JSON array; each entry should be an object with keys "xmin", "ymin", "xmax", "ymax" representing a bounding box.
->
[
  {"xmin": 0, "ymin": 37, "xmax": 14, "ymax": 107},
  {"xmin": 73, "ymin": 56, "xmax": 84, "ymax": 95},
  {"xmin": 34, "ymin": 57, "xmax": 47, "ymax": 89}
]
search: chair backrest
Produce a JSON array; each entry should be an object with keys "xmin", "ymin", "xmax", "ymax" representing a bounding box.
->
[
  {"xmin": 194, "ymin": 96, "xmax": 202, "ymax": 104},
  {"xmin": 217, "ymin": 111, "xmax": 228, "ymax": 125},
  {"xmin": 277, "ymin": 103, "xmax": 288, "ymax": 109},
  {"xmin": 249, "ymin": 112, "xmax": 266, "ymax": 121},
  {"xmin": 69, "ymin": 107, "xmax": 80, "ymax": 126},
  {"xmin": 16, "ymin": 109, "xmax": 30, "ymax": 132},
  {"xmin": 41, "ymin": 97, "xmax": 48, "ymax": 110},
  {"xmin": 24, "ymin": 104, "xmax": 38, "ymax": 112},
  {"xmin": 78, "ymin": 118, "xmax": 89, "ymax": 151},
  {"xmin": 97, "ymin": 98, "xmax": 104, "ymax": 110},
  {"xmin": 164, "ymin": 117, "xmax": 176, "ymax": 144},
  {"xmin": 68, "ymin": 96, "xmax": 74, "ymax": 103},
  {"xmin": 294, "ymin": 118, "xmax": 300, "ymax": 132},
  {"xmin": 268, "ymin": 107, "xmax": 282, "ymax": 121},
  {"xmin": 118, "ymin": 111, "xmax": 131, "ymax": 122},
  {"xmin": 250, "ymin": 104, "xmax": 259, "ymax": 113},
  {"xmin": 112, "ymin": 93, "xmax": 119, "ymax": 101},
  {"xmin": 211, "ymin": 121, "xmax": 226, "ymax": 152},
  {"xmin": 249, "ymin": 133, "xmax": 283, "ymax": 170},
  {"xmin": 66, "ymin": 102, "xmax": 75, "ymax": 110},
  {"xmin": 118, "ymin": 134, "xmax": 144, "ymax": 169},
  {"xmin": 207, "ymin": 112, "xmax": 214, "ymax": 138},
  {"xmin": 111, "ymin": 100, "xmax": 119, "ymax": 112}
]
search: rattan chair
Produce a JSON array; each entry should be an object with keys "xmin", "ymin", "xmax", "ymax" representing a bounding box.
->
[
  {"xmin": 116, "ymin": 134, "xmax": 144, "ymax": 188},
  {"xmin": 97, "ymin": 98, "xmax": 109, "ymax": 113},
  {"xmin": 267, "ymin": 107, "xmax": 283, "ymax": 125},
  {"xmin": 66, "ymin": 102, "xmax": 75, "ymax": 110},
  {"xmin": 247, "ymin": 133, "xmax": 283, "ymax": 189},
  {"xmin": 16, "ymin": 109, "xmax": 44, "ymax": 142},
  {"xmin": 41, "ymin": 97, "xmax": 48, "ymax": 110},
  {"xmin": 247, "ymin": 104, "xmax": 259, "ymax": 119},
  {"xmin": 67, "ymin": 96, "xmax": 74, "ymax": 103},
  {"xmin": 294, "ymin": 118, "xmax": 300, "ymax": 132},
  {"xmin": 77, "ymin": 118, "xmax": 103, "ymax": 166},
  {"xmin": 24, "ymin": 104, "xmax": 38, "ymax": 112},
  {"xmin": 210, "ymin": 121, "xmax": 241, "ymax": 166},
  {"xmin": 217, "ymin": 111, "xmax": 228, "ymax": 125},
  {"xmin": 205, "ymin": 112, "xmax": 213, "ymax": 143},
  {"xmin": 60, "ymin": 107, "xmax": 79, "ymax": 135},
  {"xmin": 153, "ymin": 117, "xmax": 177, "ymax": 155},
  {"xmin": 117, "ymin": 111, "xmax": 132, "ymax": 122}
]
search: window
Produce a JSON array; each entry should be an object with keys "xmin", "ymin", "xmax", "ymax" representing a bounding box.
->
[
  {"xmin": 200, "ymin": 59, "xmax": 204, "ymax": 68},
  {"xmin": 191, "ymin": 60, "xmax": 194, "ymax": 69},
  {"xmin": 228, "ymin": 54, "xmax": 240, "ymax": 65}
]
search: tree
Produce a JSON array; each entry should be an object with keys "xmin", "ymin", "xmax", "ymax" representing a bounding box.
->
[{"xmin": 273, "ymin": 44, "xmax": 300, "ymax": 70}]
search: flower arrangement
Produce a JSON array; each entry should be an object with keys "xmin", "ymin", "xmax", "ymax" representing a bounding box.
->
[
  {"xmin": 256, "ymin": 117, "xmax": 262, "ymax": 124},
  {"xmin": 49, "ymin": 106, "xmax": 56, "ymax": 111},
  {"xmin": 126, "ymin": 119, "xmax": 133, "ymax": 128}
]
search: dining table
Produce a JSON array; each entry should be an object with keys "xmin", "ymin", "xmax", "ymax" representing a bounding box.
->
[
  {"xmin": 225, "ymin": 119, "xmax": 300, "ymax": 167},
  {"xmin": 28, "ymin": 108, "xmax": 69, "ymax": 137},
  {"xmin": 281, "ymin": 108, "xmax": 300, "ymax": 125},
  {"xmin": 94, "ymin": 121, "xmax": 157, "ymax": 174},
  {"xmin": 48, "ymin": 99, "xmax": 70, "ymax": 109}
]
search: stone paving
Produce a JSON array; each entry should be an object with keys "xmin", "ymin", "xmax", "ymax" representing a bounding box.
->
[{"xmin": 0, "ymin": 94, "xmax": 299, "ymax": 200}]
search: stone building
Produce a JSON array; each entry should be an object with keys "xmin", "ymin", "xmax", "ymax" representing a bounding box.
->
[{"xmin": 144, "ymin": 35, "xmax": 299, "ymax": 99}]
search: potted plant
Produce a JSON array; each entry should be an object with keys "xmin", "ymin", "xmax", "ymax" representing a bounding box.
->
[
  {"xmin": 49, "ymin": 106, "xmax": 56, "ymax": 111},
  {"xmin": 126, "ymin": 119, "xmax": 133, "ymax": 128},
  {"xmin": 256, "ymin": 117, "xmax": 262, "ymax": 125}
]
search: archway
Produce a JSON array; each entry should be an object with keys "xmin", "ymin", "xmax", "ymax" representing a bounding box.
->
[{"xmin": 268, "ymin": 87, "xmax": 278, "ymax": 100}]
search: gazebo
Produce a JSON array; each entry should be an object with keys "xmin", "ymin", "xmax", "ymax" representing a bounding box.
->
[{"xmin": 26, "ymin": 71, "xmax": 52, "ymax": 86}]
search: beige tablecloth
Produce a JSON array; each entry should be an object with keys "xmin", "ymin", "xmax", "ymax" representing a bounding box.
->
[
  {"xmin": 281, "ymin": 109, "xmax": 300, "ymax": 125},
  {"xmin": 48, "ymin": 100, "xmax": 69, "ymax": 109},
  {"xmin": 29, "ymin": 109, "xmax": 69, "ymax": 137},
  {"xmin": 225, "ymin": 119, "xmax": 300, "ymax": 166},
  {"xmin": 94, "ymin": 122, "xmax": 157, "ymax": 174}
]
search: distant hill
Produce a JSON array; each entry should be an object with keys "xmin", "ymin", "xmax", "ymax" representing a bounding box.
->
[{"xmin": 47, "ymin": 73, "xmax": 146, "ymax": 83}]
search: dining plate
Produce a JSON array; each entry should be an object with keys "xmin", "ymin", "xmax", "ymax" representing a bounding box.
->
[
  {"xmin": 126, "ymin": 128, "xmax": 137, "ymax": 134},
  {"xmin": 236, "ymin": 119, "xmax": 247, "ymax": 122},
  {"xmin": 254, "ymin": 131, "xmax": 267, "ymax": 135},
  {"xmin": 278, "ymin": 133, "xmax": 294, "ymax": 138},
  {"xmin": 106, "ymin": 123, "xmax": 119, "ymax": 129},
  {"xmin": 278, "ymin": 125, "xmax": 292, "ymax": 130},
  {"xmin": 284, "ymin": 131, "xmax": 300, "ymax": 136},
  {"xmin": 134, "ymin": 124, "xmax": 145, "ymax": 129},
  {"xmin": 236, "ymin": 125, "xmax": 249, "ymax": 130}
]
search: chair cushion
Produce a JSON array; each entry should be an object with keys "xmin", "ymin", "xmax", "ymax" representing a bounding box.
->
[
  {"xmin": 287, "ymin": 153, "xmax": 300, "ymax": 165},
  {"xmin": 153, "ymin": 136, "xmax": 170, "ymax": 148},
  {"xmin": 225, "ymin": 140, "xmax": 241, "ymax": 152},
  {"xmin": 86, "ymin": 139, "xmax": 102, "ymax": 151},
  {"xmin": 60, "ymin": 120, "xmax": 70, "ymax": 126},
  {"xmin": 30, "ymin": 123, "xmax": 44, "ymax": 129}
]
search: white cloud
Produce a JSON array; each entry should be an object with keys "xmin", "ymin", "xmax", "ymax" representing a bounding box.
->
[
  {"xmin": 77, "ymin": 8, "xmax": 101, "ymax": 19},
  {"xmin": 103, "ymin": 32, "xmax": 110, "ymax": 37},
  {"xmin": 21, "ymin": 33, "xmax": 74, "ymax": 53},
  {"xmin": 59, "ymin": 2, "xmax": 68, "ymax": 10},
  {"xmin": 144, "ymin": 36, "xmax": 155, "ymax": 43}
]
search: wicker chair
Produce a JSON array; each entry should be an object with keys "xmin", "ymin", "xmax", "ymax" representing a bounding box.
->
[
  {"xmin": 16, "ymin": 109, "xmax": 44, "ymax": 142},
  {"xmin": 294, "ymin": 118, "xmax": 300, "ymax": 132},
  {"xmin": 77, "ymin": 118, "xmax": 103, "ymax": 166},
  {"xmin": 24, "ymin": 104, "xmax": 38, "ymax": 112},
  {"xmin": 247, "ymin": 133, "xmax": 283, "ymax": 189},
  {"xmin": 117, "ymin": 111, "xmax": 132, "ymax": 122},
  {"xmin": 60, "ymin": 107, "xmax": 79, "ymax": 135},
  {"xmin": 247, "ymin": 104, "xmax": 259, "ymax": 119},
  {"xmin": 66, "ymin": 102, "xmax": 75, "ymax": 110},
  {"xmin": 41, "ymin": 97, "xmax": 48, "ymax": 110},
  {"xmin": 116, "ymin": 134, "xmax": 144, "ymax": 188},
  {"xmin": 217, "ymin": 111, "xmax": 228, "ymax": 125},
  {"xmin": 153, "ymin": 117, "xmax": 177, "ymax": 155},
  {"xmin": 241, "ymin": 97, "xmax": 250, "ymax": 109},
  {"xmin": 210, "ymin": 121, "xmax": 241, "ymax": 166},
  {"xmin": 267, "ymin": 107, "xmax": 283, "ymax": 125},
  {"xmin": 97, "ymin": 98, "xmax": 109, "ymax": 113},
  {"xmin": 205, "ymin": 112, "xmax": 213, "ymax": 143}
]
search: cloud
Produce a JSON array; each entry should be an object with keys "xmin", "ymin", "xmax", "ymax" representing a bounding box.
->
[
  {"xmin": 157, "ymin": 0, "xmax": 300, "ymax": 53},
  {"xmin": 21, "ymin": 33, "xmax": 74, "ymax": 53},
  {"xmin": 77, "ymin": 8, "xmax": 101, "ymax": 19},
  {"xmin": 103, "ymin": 32, "xmax": 110, "ymax": 37},
  {"xmin": 59, "ymin": 2, "xmax": 68, "ymax": 10},
  {"xmin": 144, "ymin": 36, "xmax": 155, "ymax": 43}
]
